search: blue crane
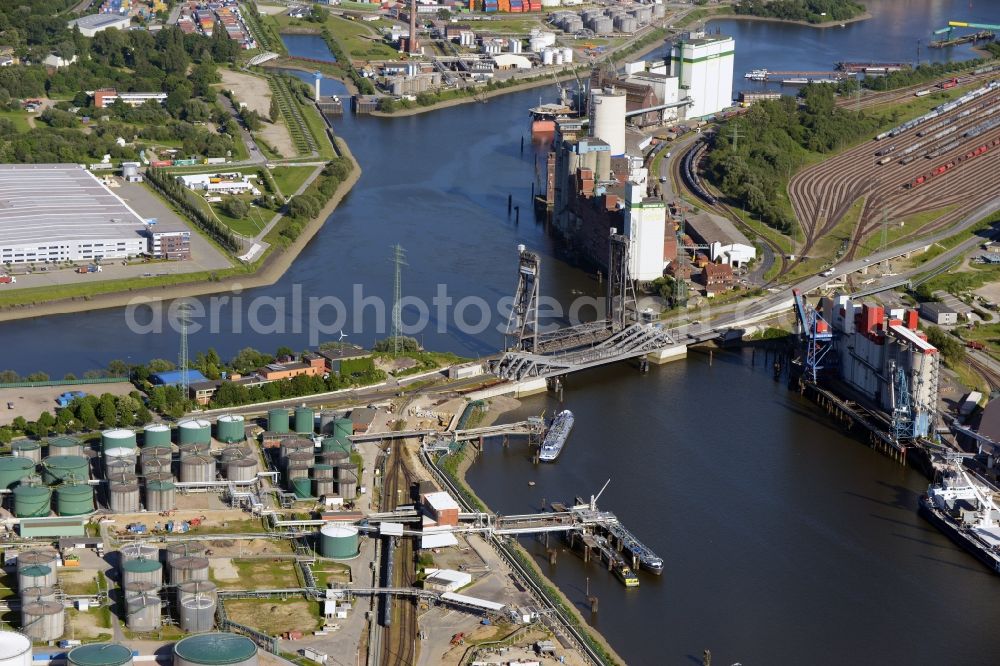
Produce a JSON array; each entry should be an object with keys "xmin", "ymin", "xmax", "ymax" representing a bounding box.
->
[{"xmin": 791, "ymin": 289, "xmax": 835, "ymax": 383}]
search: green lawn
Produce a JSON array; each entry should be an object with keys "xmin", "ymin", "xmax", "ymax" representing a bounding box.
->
[
  {"xmin": 210, "ymin": 201, "xmax": 271, "ymax": 237},
  {"xmin": 275, "ymin": 14, "xmax": 398, "ymax": 60},
  {"xmin": 0, "ymin": 110, "xmax": 32, "ymax": 132},
  {"xmin": 297, "ymin": 98, "xmax": 335, "ymax": 160},
  {"xmin": 271, "ymin": 166, "xmax": 316, "ymax": 197},
  {"xmin": 212, "ymin": 558, "xmax": 301, "ymax": 589}
]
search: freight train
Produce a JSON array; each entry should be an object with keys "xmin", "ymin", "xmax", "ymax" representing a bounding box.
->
[
  {"xmin": 904, "ymin": 136, "xmax": 1000, "ymax": 189},
  {"xmin": 681, "ymin": 140, "xmax": 717, "ymax": 206},
  {"xmin": 875, "ymin": 79, "xmax": 1000, "ymax": 140}
]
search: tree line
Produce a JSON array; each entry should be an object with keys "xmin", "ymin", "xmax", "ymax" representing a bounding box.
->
[
  {"xmin": 145, "ymin": 167, "xmax": 241, "ymax": 253},
  {"xmin": 734, "ymin": 0, "xmax": 866, "ymax": 23}
]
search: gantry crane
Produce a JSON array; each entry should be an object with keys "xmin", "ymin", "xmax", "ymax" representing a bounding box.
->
[
  {"xmin": 933, "ymin": 20, "xmax": 1000, "ymax": 41},
  {"xmin": 792, "ymin": 289, "xmax": 835, "ymax": 383}
]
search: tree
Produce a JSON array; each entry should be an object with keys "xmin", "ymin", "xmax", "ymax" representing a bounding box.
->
[
  {"xmin": 0, "ymin": 427, "xmax": 12, "ymax": 445},
  {"xmin": 35, "ymin": 411, "xmax": 56, "ymax": 437},
  {"xmin": 269, "ymin": 97, "xmax": 280, "ymax": 123},
  {"xmin": 276, "ymin": 346, "xmax": 295, "ymax": 359},
  {"xmin": 97, "ymin": 393, "xmax": 117, "ymax": 428},
  {"xmin": 12, "ymin": 416, "xmax": 27, "ymax": 432},
  {"xmin": 223, "ymin": 197, "xmax": 248, "ymax": 219},
  {"xmin": 78, "ymin": 401, "xmax": 100, "ymax": 430},
  {"xmin": 107, "ymin": 359, "xmax": 129, "ymax": 377}
]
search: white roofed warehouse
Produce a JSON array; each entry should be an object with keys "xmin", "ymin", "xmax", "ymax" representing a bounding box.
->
[{"xmin": 0, "ymin": 164, "xmax": 150, "ymax": 265}]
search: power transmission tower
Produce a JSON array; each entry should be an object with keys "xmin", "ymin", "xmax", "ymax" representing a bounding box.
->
[
  {"xmin": 390, "ymin": 244, "xmax": 407, "ymax": 356},
  {"xmin": 178, "ymin": 300, "xmax": 192, "ymax": 396}
]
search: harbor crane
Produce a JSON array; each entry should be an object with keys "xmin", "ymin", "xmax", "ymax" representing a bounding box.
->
[
  {"xmin": 791, "ymin": 289, "xmax": 835, "ymax": 383},
  {"xmin": 888, "ymin": 361, "xmax": 915, "ymax": 442},
  {"xmin": 933, "ymin": 20, "xmax": 1000, "ymax": 42}
]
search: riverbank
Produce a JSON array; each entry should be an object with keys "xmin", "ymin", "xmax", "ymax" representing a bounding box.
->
[
  {"xmin": 707, "ymin": 10, "xmax": 873, "ymax": 29},
  {"xmin": 445, "ymin": 397, "xmax": 629, "ymax": 666},
  {"xmin": 0, "ymin": 139, "xmax": 362, "ymax": 323}
]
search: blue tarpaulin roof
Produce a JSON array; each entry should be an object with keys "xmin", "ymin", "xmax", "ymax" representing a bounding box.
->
[{"xmin": 151, "ymin": 370, "xmax": 208, "ymax": 386}]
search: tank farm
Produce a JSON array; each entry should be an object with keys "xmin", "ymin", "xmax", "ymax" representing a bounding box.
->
[
  {"xmin": 789, "ymin": 72, "xmax": 1000, "ymax": 264},
  {"xmin": 0, "ymin": 404, "xmax": 364, "ymax": 645}
]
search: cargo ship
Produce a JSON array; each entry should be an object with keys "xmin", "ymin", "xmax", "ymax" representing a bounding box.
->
[
  {"xmin": 744, "ymin": 68, "xmax": 768, "ymax": 81},
  {"xmin": 529, "ymin": 102, "xmax": 577, "ymax": 135},
  {"xmin": 919, "ymin": 462, "xmax": 1000, "ymax": 574},
  {"xmin": 539, "ymin": 410, "xmax": 574, "ymax": 462}
]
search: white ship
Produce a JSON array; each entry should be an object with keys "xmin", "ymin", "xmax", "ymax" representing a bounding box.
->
[
  {"xmin": 538, "ymin": 410, "xmax": 574, "ymax": 462},
  {"xmin": 920, "ymin": 461, "xmax": 1000, "ymax": 574},
  {"xmin": 745, "ymin": 68, "xmax": 769, "ymax": 81}
]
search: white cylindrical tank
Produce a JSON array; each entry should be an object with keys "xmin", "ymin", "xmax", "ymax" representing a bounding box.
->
[
  {"xmin": 529, "ymin": 37, "xmax": 547, "ymax": 52},
  {"xmin": 0, "ymin": 631, "xmax": 32, "ymax": 666},
  {"xmin": 554, "ymin": 51, "xmax": 564, "ymax": 65},
  {"xmin": 592, "ymin": 88, "xmax": 627, "ymax": 156},
  {"xmin": 542, "ymin": 49, "xmax": 554, "ymax": 65},
  {"xmin": 562, "ymin": 47, "xmax": 574, "ymax": 63}
]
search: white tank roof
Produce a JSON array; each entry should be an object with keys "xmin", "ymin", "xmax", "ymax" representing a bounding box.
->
[{"xmin": 0, "ymin": 631, "xmax": 31, "ymax": 659}]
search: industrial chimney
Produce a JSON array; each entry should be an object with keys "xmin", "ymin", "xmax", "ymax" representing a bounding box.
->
[{"xmin": 408, "ymin": 0, "xmax": 419, "ymax": 55}]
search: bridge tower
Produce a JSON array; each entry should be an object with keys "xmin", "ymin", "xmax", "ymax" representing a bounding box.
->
[
  {"xmin": 606, "ymin": 229, "xmax": 637, "ymax": 331},
  {"xmin": 506, "ymin": 244, "xmax": 541, "ymax": 352}
]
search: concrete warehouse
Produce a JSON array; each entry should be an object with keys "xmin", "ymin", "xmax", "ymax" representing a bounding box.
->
[
  {"xmin": 67, "ymin": 13, "xmax": 131, "ymax": 37},
  {"xmin": 0, "ymin": 164, "xmax": 151, "ymax": 264}
]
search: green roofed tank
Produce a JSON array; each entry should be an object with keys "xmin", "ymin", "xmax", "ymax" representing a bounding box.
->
[
  {"xmin": 291, "ymin": 476, "xmax": 311, "ymax": 499},
  {"xmin": 267, "ymin": 409, "xmax": 289, "ymax": 434},
  {"xmin": 13, "ymin": 482, "xmax": 51, "ymax": 518},
  {"xmin": 41, "ymin": 455, "xmax": 89, "ymax": 485},
  {"xmin": 333, "ymin": 418, "xmax": 353, "ymax": 439},
  {"xmin": 56, "ymin": 483, "xmax": 94, "ymax": 516},
  {"xmin": 320, "ymin": 523, "xmax": 359, "ymax": 559},
  {"xmin": 321, "ymin": 436, "xmax": 351, "ymax": 455},
  {"xmin": 101, "ymin": 429, "xmax": 136, "ymax": 450},
  {"xmin": 215, "ymin": 415, "xmax": 245, "ymax": 444},
  {"xmin": 0, "ymin": 456, "xmax": 36, "ymax": 490},
  {"xmin": 177, "ymin": 419, "xmax": 211, "ymax": 446},
  {"xmin": 67, "ymin": 643, "xmax": 134, "ymax": 666},
  {"xmin": 12, "ymin": 441, "xmax": 41, "ymax": 463},
  {"xmin": 172, "ymin": 633, "xmax": 258, "ymax": 666},
  {"xmin": 46, "ymin": 436, "xmax": 82, "ymax": 457},
  {"xmin": 293, "ymin": 407, "xmax": 314, "ymax": 434},
  {"xmin": 142, "ymin": 424, "xmax": 171, "ymax": 448}
]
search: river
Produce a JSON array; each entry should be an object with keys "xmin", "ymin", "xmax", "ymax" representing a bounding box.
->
[{"xmin": 4, "ymin": 5, "xmax": 1000, "ymax": 663}]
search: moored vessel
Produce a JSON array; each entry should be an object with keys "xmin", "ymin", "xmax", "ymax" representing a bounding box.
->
[{"xmin": 539, "ymin": 410, "xmax": 574, "ymax": 462}]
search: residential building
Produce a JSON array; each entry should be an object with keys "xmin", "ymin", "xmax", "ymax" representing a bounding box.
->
[
  {"xmin": 700, "ymin": 263, "xmax": 734, "ymax": 297},
  {"xmin": 669, "ymin": 32, "xmax": 734, "ymax": 119}
]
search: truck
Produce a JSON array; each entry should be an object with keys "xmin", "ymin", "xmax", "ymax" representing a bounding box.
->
[{"xmin": 0, "ymin": 275, "xmax": 15, "ymax": 284}]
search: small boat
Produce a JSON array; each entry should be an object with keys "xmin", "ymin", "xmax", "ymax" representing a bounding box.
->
[
  {"xmin": 528, "ymin": 481, "xmax": 536, "ymax": 486},
  {"xmin": 614, "ymin": 563, "xmax": 640, "ymax": 588}
]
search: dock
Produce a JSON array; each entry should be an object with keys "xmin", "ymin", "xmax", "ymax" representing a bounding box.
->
[
  {"xmin": 316, "ymin": 95, "xmax": 344, "ymax": 115},
  {"xmin": 930, "ymin": 30, "xmax": 995, "ymax": 48},
  {"xmin": 836, "ymin": 61, "xmax": 909, "ymax": 73}
]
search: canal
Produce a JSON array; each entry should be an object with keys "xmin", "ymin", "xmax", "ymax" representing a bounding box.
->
[{"xmin": 2, "ymin": 3, "xmax": 1000, "ymax": 662}]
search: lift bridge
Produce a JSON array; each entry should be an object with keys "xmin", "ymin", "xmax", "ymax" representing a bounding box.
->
[{"xmin": 490, "ymin": 231, "xmax": 678, "ymax": 380}]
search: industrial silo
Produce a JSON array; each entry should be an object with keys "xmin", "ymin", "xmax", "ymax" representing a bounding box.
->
[
  {"xmin": 0, "ymin": 457, "xmax": 36, "ymax": 490},
  {"xmin": 20, "ymin": 601, "xmax": 63, "ymax": 642},
  {"xmin": 179, "ymin": 596, "xmax": 217, "ymax": 633},
  {"xmin": 122, "ymin": 558, "xmax": 163, "ymax": 587},
  {"xmin": 56, "ymin": 483, "xmax": 94, "ymax": 516},
  {"xmin": 19, "ymin": 586, "xmax": 57, "ymax": 602},
  {"xmin": 177, "ymin": 580, "xmax": 217, "ymax": 604},
  {"xmin": 291, "ymin": 477, "xmax": 311, "ymax": 499},
  {"xmin": 180, "ymin": 456, "xmax": 216, "ymax": 483},
  {"xmin": 591, "ymin": 87, "xmax": 627, "ymax": 156},
  {"xmin": 40, "ymin": 455, "xmax": 90, "ymax": 485},
  {"xmin": 125, "ymin": 593, "xmax": 162, "ymax": 632},
  {"xmin": 166, "ymin": 542, "xmax": 207, "ymax": 563},
  {"xmin": 15, "ymin": 550, "xmax": 58, "ymax": 572},
  {"xmin": 144, "ymin": 479, "xmax": 175, "ymax": 512},
  {"xmin": 142, "ymin": 423, "xmax": 171, "ymax": 448},
  {"xmin": 224, "ymin": 458, "xmax": 257, "ymax": 482},
  {"xmin": 67, "ymin": 643, "xmax": 135, "ymax": 666},
  {"xmin": 177, "ymin": 419, "xmax": 211, "ymax": 446},
  {"xmin": 11, "ymin": 442, "xmax": 41, "ymax": 464},
  {"xmin": 102, "ymin": 429, "xmax": 136, "ymax": 451},
  {"xmin": 169, "ymin": 556, "xmax": 209, "ymax": 585},
  {"xmin": 267, "ymin": 409, "xmax": 290, "ymax": 434},
  {"xmin": 119, "ymin": 544, "xmax": 159, "ymax": 568},
  {"xmin": 293, "ymin": 407, "xmax": 315, "ymax": 434},
  {"xmin": 18, "ymin": 564, "xmax": 56, "ymax": 590},
  {"xmin": 46, "ymin": 436, "xmax": 82, "ymax": 457},
  {"xmin": 320, "ymin": 524, "xmax": 360, "ymax": 559},
  {"xmin": 0, "ymin": 630, "xmax": 32, "ymax": 666},
  {"xmin": 172, "ymin": 633, "xmax": 258, "ymax": 666},
  {"xmin": 215, "ymin": 415, "xmax": 245, "ymax": 444},
  {"xmin": 13, "ymin": 481, "xmax": 51, "ymax": 518},
  {"xmin": 108, "ymin": 480, "xmax": 141, "ymax": 513},
  {"xmin": 333, "ymin": 418, "xmax": 353, "ymax": 440}
]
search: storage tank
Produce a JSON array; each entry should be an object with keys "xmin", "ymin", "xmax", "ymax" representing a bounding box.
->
[
  {"xmin": 123, "ymin": 581, "xmax": 157, "ymax": 598},
  {"xmin": 591, "ymin": 87, "xmax": 627, "ymax": 156},
  {"xmin": 0, "ymin": 457, "xmax": 36, "ymax": 490},
  {"xmin": 653, "ymin": 2, "xmax": 666, "ymax": 17},
  {"xmin": 56, "ymin": 483, "xmax": 94, "ymax": 516},
  {"xmin": 563, "ymin": 16, "xmax": 583, "ymax": 33},
  {"xmin": 169, "ymin": 556, "xmax": 209, "ymax": 585},
  {"xmin": 166, "ymin": 542, "xmax": 207, "ymax": 563},
  {"xmin": 267, "ymin": 409, "xmax": 290, "ymax": 434},
  {"xmin": 125, "ymin": 593, "xmax": 162, "ymax": 632},
  {"xmin": 224, "ymin": 458, "xmax": 257, "ymax": 482},
  {"xmin": 320, "ymin": 524, "xmax": 359, "ymax": 559},
  {"xmin": 541, "ymin": 49, "xmax": 554, "ymax": 65},
  {"xmin": 122, "ymin": 558, "xmax": 163, "ymax": 587},
  {"xmin": 562, "ymin": 47, "xmax": 573, "ymax": 64},
  {"xmin": 317, "ymin": 451, "xmax": 349, "ymax": 465},
  {"xmin": 291, "ymin": 476, "xmax": 311, "ymax": 499},
  {"xmin": 313, "ymin": 464, "xmax": 335, "ymax": 480},
  {"xmin": 179, "ymin": 596, "xmax": 216, "ymax": 633},
  {"xmin": 615, "ymin": 16, "xmax": 637, "ymax": 33},
  {"xmin": 104, "ymin": 447, "xmax": 136, "ymax": 470},
  {"xmin": 293, "ymin": 407, "xmax": 314, "ymax": 434},
  {"xmin": 180, "ymin": 455, "xmax": 216, "ymax": 483},
  {"xmin": 19, "ymin": 586, "xmax": 57, "ymax": 602},
  {"xmin": 554, "ymin": 51, "xmax": 564, "ymax": 65},
  {"xmin": 333, "ymin": 418, "xmax": 353, "ymax": 439},
  {"xmin": 177, "ymin": 419, "xmax": 211, "ymax": 446},
  {"xmin": 40, "ymin": 455, "xmax": 90, "ymax": 484},
  {"xmin": 18, "ymin": 564, "xmax": 56, "ymax": 590},
  {"xmin": 108, "ymin": 480, "xmax": 140, "ymax": 513},
  {"xmin": 320, "ymin": 437, "xmax": 350, "ymax": 455},
  {"xmin": 144, "ymin": 479, "xmax": 176, "ymax": 512},
  {"xmin": 280, "ymin": 438, "xmax": 314, "ymax": 462},
  {"xmin": 68, "ymin": 643, "xmax": 135, "ymax": 666},
  {"xmin": 284, "ymin": 462, "xmax": 310, "ymax": 484},
  {"xmin": 142, "ymin": 423, "xmax": 171, "ymax": 448},
  {"xmin": 172, "ymin": 633, "xmax": 258, "ymax": 666},
  {"xmin": 591, "ymin": 17, "xmax": 613, "ymax": 34},
  {"xmin": 102, "ymin": 429, "xmax": 136, "ymax": 451},
  {"xmin": 11, "ymin": 442, "xmax": 41, "ymax": 464},
  {"xmin": 47, "ymin": 436, "xmax": 83, "ymax": 457},
  {"xmin": 285, "ymin": 451, "xmax": 314, "ymax": 468},
  {"xmin": 16, "ymin": 550, "xmax": 58, "ymax": 572},
  {"xmin": 336, "ymin": 463, "xmax": 358, "ymax": 484},
  {"xmin": 215, "ymin": 415, "xmax": 245, "ymax": 444},
  {"xmin": 318, "ymin": 411, "xmax": 337, "ymax": 435},
  {"xmin": 13, "ymin": 482, "xmax": 51, "ymax": 518},
  {"xmin": 337, "ymin": 479, "xmax": 357, "ymax": 499},
  {"xmin": 177, "ymin": 580, "xmax": 217, "ymax": 604},
  {"xmin": 0, "ymin": 630, "xmax": 32, "ymax": 666},
  {"xmin": 313, "ymin": 479, "xmax": 335, "ymax": 497},
  {"xmin": 20, "ymin": 601, "xmax": 63, "ymax": 641},
  {"xmin": 119, "ymin": 544, "xmax": 159, "ymax": 568},
  {"xmin": 141, "ymin": 455, "xmax": 172, "ymax": 476},
  {"xmin": 179, "ymin": 443, "xmax": 211, "ymax": 459}
]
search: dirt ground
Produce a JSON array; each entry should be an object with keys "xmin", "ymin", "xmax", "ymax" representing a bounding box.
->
[
  {"xmin": 59, "ymin": 568, "xmax": 99, "ymax": 595},
  {"xmin": 255, "ymin": 3, "xmax": 286, "ymax": 15},
  {"xmin": 224, "ymin": 599, "xmax": 319, "ymax": 635},
  {"xmin": 216, "ymin": 70, "xmax": 295, "ymax": 157},
  {"xmin": 66, "ymin": 608, "xmax": 113, "ymax": 640},
  {"xmin": 0, "ymin": 381, "xmax": 136, "ymax": 426}
]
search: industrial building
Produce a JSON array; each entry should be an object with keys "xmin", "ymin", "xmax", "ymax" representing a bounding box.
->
[
  {"xmin": 145, "ymin": 229, "xmax": 191, "ymax": 260},
  {"xmin": 177, "ymin": 173, "xmax": 260, "ymax": 196},
  {"xmin": 920, "ymin": 301, "xmax": 959, "ymax": 325},
  {"xmin": 0, "ymin": 164, "xmax": 151, "ymax": 265},
  {"xmin": 684, "ymin": 212, "xmax": 756, "ymax": 267},
  {"xmin": 93, "ymin": 89, "xmax": 168, "ymax": 109},
  {"xmin": 622, "ymin": 182, "xmax": 666, "ymax": 281},
  {"xmin": 668, "ymin": 32, "xmax": 735, "ymax": 119},
  {"xmin": 67, "ymin": 13, "xmax": 131, "ymax": 36}
]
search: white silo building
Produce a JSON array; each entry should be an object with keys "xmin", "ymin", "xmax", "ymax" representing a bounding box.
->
[{"xmin": 590, "ymin": 87, "xmax": 627, "ymax": 157}]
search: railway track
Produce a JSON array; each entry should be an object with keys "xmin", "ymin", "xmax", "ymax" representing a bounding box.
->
[
  {"xmin": 380, "ymin": 446, "xmax": 418, "ymax": 666},
  {"xmin": 834, "ymin": 65, "xmax": 1000, "ymax": 111},
  {"xmin": 966, "ymin": 353, "xmax": 1000, "ymax": 392}
]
